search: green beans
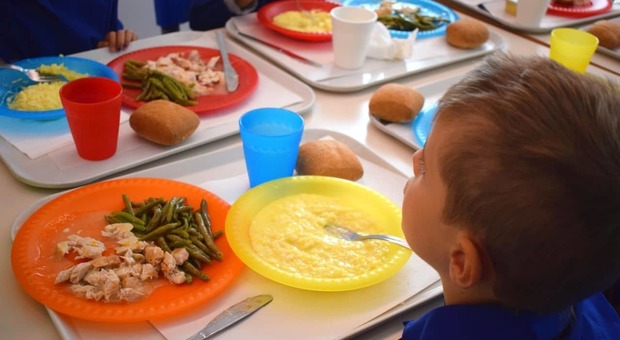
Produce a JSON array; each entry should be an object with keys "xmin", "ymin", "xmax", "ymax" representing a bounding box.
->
[
  {"xmin": 121, "ymin": 60, "xmax": 197, "ymax": 106},
  {"xmin": 104, "ymin": 195, "xmax": 224, "ymax": 283},
  {"xmin": 140, "ymin": 222, "xmax": 180, "ymax": 241},
  {"xmin": 182, "ymin": 262, "xmax": 210, "ymax": 281},
  {"xmin": 194, "ymin": 211, "xmax": 223, "ymax": 261},
  {"xmin": 122, "ymin": 193, "xmax": 134, "ymax": 215},
  {"xmin": 377, "ymin": 10, "xmax": 450, "ymax": 32},
  {"xmin": 200, "ymin": 199, "xmax": 212, "ymax": 236},
  {"xmin": 104, "ymin": 211, "xmax": 146, "ymax": 231},
  {"xmin": 122, "ymin": 60, "xmax": 148, "ymax": 80}
]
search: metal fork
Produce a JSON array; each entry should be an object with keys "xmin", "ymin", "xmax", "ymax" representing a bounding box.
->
[
  {"xmin": 0, "ymin": 64, "xmax": 65, "ymax": 82},
  {"xmin": 295, "ymin": 0, "xmax": 318, "ymax": 24},
  {"xmin": 324, "ymin": 224, "xmax": 412, "ymax": 250}
]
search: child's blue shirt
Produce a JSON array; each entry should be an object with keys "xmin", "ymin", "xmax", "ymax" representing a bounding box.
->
[
  {"xmin": 403, "ymin": 293, "xmax": 620, "ymax": 339},
  {"xmin": 0, "ymin": 0, "xmax": 123, "ymax": 62}
]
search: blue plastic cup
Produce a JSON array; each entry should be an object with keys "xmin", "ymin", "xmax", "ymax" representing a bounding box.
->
[{"xmin": 239, "ymin": 107, "xmax": 304, "ymax": 188}]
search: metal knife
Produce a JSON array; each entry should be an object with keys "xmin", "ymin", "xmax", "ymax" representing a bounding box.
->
[
  {"xmin": 215, "ymin": 31, "xmax": 239, "ymax": 92},
  {"xmin": 186, "ymin": 294, "xmax": 273, "ymax": 340},
  {"xmin": 228, "ymin": 21, "xmax": 322, "ymax": 67}
]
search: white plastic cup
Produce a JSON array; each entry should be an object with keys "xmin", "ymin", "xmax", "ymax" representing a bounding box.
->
[
  {"xmin": 515, "ymin": 0, "xmax": 551, "ymax": 27},
  {"xmin": 330, "ymin": 6, "xmax": 378, "ymax": 70}
]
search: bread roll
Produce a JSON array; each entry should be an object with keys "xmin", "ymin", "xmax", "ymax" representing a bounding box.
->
[
  {"xmin": 369, "ymin": 83, "xmax": 425, "ymax": 123},
  {"xmin": 446, "ymin": 18, "xmax": 489, "ymax": 49},
  {"xmin": 296, "ymin": 140, "xmax": 364, "ymax": 181},
  {"xmin": 129, "ymin": 100, "xmax": 200, "ymax": 145},
  {"xmin": 587, "ymin": 20, "xmax": 620, "ymax": 50}
]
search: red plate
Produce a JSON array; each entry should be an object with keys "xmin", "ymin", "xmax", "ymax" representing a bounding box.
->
[
  {"xmin": 547, "ymin": 0, "xmax": 612, "ymax": 18},
  {"xmin": 107, "ymin": 46, "xmax": 259, "ymax": 114},
  {"xmin": 11, "ymin": 178, "xmax": 245, "ymax": 323},
  {"xmin": 257, "ymin": 0, "xmax": 341, "ymax": 42}
]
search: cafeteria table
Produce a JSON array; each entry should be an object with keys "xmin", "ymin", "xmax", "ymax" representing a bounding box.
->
[{"xmin": 2, "ymin": 8, "xmax": 618, "ymax": 340}]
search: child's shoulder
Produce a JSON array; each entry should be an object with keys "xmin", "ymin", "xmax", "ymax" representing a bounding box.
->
[
  {"xmin": 402, "ymin": 293, "xmax": 619, "ymax": 339},
  {"xmin": 572, "ymin": 292, "xmax": 620, "ymax": 339}
]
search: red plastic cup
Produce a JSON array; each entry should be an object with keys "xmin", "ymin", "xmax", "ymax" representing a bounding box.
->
[{"xmin": 60, "ymin": 77, "xmax": 122, "ymax": 161}]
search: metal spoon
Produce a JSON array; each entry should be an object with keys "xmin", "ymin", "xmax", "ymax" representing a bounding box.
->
[
  {"xmin": 0, "ymin": 64, "xmax": 65, "ymax": 82},
  {"xmin": 324, "ymin": 224, "xmax": 412, "ymax": 250}
]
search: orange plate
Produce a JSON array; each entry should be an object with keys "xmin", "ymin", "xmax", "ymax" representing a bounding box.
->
[
  {"xmin": 257, "ymin": 0, "xmax": 341, "ymax": 42},
  {"xmin": 11, "ymin": 178, "xmax": 244, "ymax": 323},
  {"xmin": 107, "ymin": 46, "xmax": 259, "ymax": 114}
]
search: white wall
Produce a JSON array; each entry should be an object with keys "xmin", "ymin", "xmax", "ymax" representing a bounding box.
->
[{"xmin": 118, "ymin": 0, "xmax": 190, "ymax": 40}]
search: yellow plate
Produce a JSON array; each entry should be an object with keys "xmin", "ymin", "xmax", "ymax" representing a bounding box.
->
[{"xmin": 225, "ymin": 176, "xmax": 411, "ymax": 291}]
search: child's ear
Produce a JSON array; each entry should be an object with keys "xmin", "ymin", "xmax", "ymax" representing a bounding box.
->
[{"xmin": 448, "ymin": 232, "xmax": 482, "ymax": 289}]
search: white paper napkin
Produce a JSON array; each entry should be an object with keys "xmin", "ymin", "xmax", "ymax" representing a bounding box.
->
[
  {"xmin": 150, "ymin": 156, "xmax": 440, "ymax": 340},
  {"xmin": 0, "ymin": 111, "xmax": 130, "ymax": 160},
  {"xmin": 367, "ymin": 23, "xmax": 418, "ymax": 60}
]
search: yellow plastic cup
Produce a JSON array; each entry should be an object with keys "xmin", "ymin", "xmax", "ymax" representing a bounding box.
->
[{"xmin": 549, "ymin": 28, "xmax": 599, "ymax": 74}]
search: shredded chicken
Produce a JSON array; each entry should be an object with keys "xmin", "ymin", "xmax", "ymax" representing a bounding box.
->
[
  {"xmin": 143, "ymin": 50, "xmax": 224, "ymax": 96},
  {"xmin": 55, "ymin": 223, "xmax": 189, "ymax": 303},
  {"xmin": 172, "ymin": 248, "xmax": 190, "ymax": 264},
  {"xmin": 90, "ymin": 255, "xmax": 121, "ymax": 268},
  {"xmin": 161, "ymin": 251, "xmax": 186, "ymax": 284},
  {"xmin": 103, "ymin": 223, "xmax": 149, "ymax": 254},
  {"xmin": 144, "ymin": 245, "xmax": 165, "ymax": 267},
  {"xmin": 56, "ymin": 235, "xmax": 105, "ymax": 259}
]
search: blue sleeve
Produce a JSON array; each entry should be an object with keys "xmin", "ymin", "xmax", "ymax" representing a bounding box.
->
[
  {"xmin": 112, "ymin": 0, "xmax": 124, "ymax": 30},
  {"xmin": 188, "ymin": 0, "xmax": 275, "ymax": 31},
  {"xmin": 154, "ymin": 0, "xmax": 191, "ymax": 28},
  {"xmin": 0, "ymin": 0, "xmax": 122, "ymax": 61},
  {"xmin": 189, "ymin": 0, "xmax": 237, "ymax": 31}
]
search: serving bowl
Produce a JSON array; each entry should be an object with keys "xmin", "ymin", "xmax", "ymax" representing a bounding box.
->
[
  {"xmin": 225, "ymin": 175, "xmax": 411, "ymax": 291},
  {"xmin": 257, "ymin": 0, "xmax": 341, "ymax": 42}
]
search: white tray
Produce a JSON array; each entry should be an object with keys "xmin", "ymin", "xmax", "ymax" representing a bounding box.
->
[
  {"xmin": 11, "ymin": 128, "xmax": 442, "ymax": 340},
  {"xmin": 447, "ymin": 0, "xmax": 620, "ymax": 34},
  {"xmin": 544, "ymin": 16, "xmax": 620, "ymax": 60},
  {"xmin": 370, "ymin": 73, "xmax": 465, "ymax": 149},
  {"xmin": 224, "ymin": 14, "xmax": 505, "ymax": 92},
  {"xmin": 0, "ymin": 31, "xmax": 315, "ymax": 189}
]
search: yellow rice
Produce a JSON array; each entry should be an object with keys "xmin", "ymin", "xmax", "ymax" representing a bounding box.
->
[
  {"xmin": 7, "ymin": 64, "xmax": 87, "ymax": 111},
  {"xmin": 8, "ymin": 82, "xmax": 65, "ymax": 111}
]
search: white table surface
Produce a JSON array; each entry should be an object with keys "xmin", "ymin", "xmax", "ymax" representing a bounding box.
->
[{"xmin": 2, "ymin": 11, "xmax": 619, "ymax": 340}]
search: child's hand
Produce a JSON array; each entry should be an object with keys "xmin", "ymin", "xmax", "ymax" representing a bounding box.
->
[{"xmin": 97, "ymin": 30, "xmax": 139, "ymax": 52}]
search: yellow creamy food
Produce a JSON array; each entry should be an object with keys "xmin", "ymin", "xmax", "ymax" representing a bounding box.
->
[
  {"xmin": 38, "ymin": 63, "xmax": 87, "ymax": 82},
  {"xmin": 272, "ymin": 10, "xmax": 332, "ymax": 33},
  {"xmin": 249, "ymin": 193, "xmax": 389, "ymax": 279},
  {"xmin": 7, "ymin": 63, "xmax": 87, "ymax": 111}
]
